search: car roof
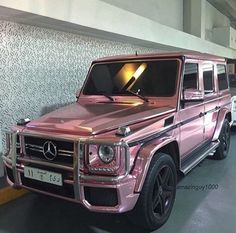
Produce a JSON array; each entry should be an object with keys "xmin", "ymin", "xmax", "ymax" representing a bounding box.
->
[{"xmin": 94, "ymin": 51, "xmax": 226, "ymax": 63}]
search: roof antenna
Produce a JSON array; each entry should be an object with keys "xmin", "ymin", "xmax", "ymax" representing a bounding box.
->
[{"xmin": 135, "ymin": 51, "xmax": 138, "ymax": 56}]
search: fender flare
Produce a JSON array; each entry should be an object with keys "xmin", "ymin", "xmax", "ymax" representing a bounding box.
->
[
  {"xmin": 212, "ymin": 108, "xmax": 231, "ymax": 141},
  {"xmin": 132, "ymin": 137, "xmax": 179, "ymax": 193}
]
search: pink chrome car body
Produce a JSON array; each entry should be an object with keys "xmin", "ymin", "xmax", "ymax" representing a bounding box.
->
[{"xmin": 3, "ymin": 52, "xmax": 232, "ymax": 215}]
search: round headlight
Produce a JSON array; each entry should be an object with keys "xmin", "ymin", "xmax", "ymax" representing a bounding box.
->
[{"xmin": 98, "ymin": 145, "xmax": 115, "ymax": 163}]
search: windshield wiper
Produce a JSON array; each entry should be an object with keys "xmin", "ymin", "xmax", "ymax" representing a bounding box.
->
[
  {"xmin": 103, "ymin": 94, "xmax": 114, "ymax": 102},
  {"xmin": 120, "ymin": 76, "xmax": 148, "ymax": 102},
  {"xmin": 96, "ymin": 91, "xmax": 114, "ymax": 101},
  {"xmin": 126, "ymin": 89, "xmax": 149, "ymax": 102}
]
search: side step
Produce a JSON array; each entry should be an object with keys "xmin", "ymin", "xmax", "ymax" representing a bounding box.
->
[{"xmin": 181, "ymin": 140, "xmax": 220, "ymax": 175}]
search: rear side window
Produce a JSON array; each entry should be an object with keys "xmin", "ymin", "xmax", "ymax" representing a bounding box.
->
[
  {"xmin": 217, "ymin": 64, "xmax": 228, "ymax": 91},
  {"xmin": 203, "ymin": 65, "xmax": 214, "ymax": 94},
  {"xmin": 183, "ymin": 63, "xmax": 198, "ymax": 89}
]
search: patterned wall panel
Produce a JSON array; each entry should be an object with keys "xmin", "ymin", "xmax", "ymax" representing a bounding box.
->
[{"xmin": 0, "ymin": 20, "xmax": 158, "ymax": 166}]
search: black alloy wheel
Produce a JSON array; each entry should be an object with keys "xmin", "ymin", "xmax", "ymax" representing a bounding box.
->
[
  {"xmin": 128, "ymin": 153, "xmax": 177, "ymax": 231},
  {"xmin": 152, "ymin": 165, "xmax": 175, "ymax": 219},
  {"xmin": 213, "ymin": 119, "xmax": 231, "ymax": 160}
]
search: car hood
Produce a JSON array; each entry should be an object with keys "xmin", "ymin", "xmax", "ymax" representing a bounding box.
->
[{"xmin": 25, "ymin": 102, "xmax": 174, "ymax": 136}]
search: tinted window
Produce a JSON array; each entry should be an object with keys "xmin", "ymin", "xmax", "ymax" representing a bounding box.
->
[
  {"xmin": 203, "ymin": 66, "xmax": 214, "ymax": 94},
  {"xmin": 229, "ymin": 74, "xmax": 236, "ymax": 87},
  {"xmin": 183, "ymin": 63, "xmax": 198, "ymax": 89},
  {"xmin": 83, "ymin": 60, "xmax": 179, "ymax": 97},
  {"xmin": 217, "ymin": 64, "xmax": 228, "ymax": 91}
]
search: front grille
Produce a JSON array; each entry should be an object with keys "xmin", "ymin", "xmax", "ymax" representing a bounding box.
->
[{"xmin": 24, "ymin": 136, "xmax": 74, "ymax": 164}]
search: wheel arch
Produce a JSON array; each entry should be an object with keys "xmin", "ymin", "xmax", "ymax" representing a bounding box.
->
[
  {"xmin": 156, "ymin": 141, "xmax": 180, "ymax": 171},
  {"xmin": 133, "ymin": 138, "xmax": 180, "ymax": 193},
  {"xmin": 212, "ymin": 108, "xmax": 232, "ymax": 141}
]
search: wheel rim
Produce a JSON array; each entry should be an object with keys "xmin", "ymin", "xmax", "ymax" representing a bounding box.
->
[
  {"xmin": 152, "ymin": 165, "xmax": 175, "ymax": 219},
  {"xmin": 222, "ymin": 123, "xmax": 230, "ymax": 153}
]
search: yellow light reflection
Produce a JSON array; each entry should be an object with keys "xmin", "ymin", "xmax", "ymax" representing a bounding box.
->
[
  {"xmin": 133, "ymin": 63, "xmax": 147, "ymax": 79},
  {"xmin": 131, "ymin": 102, "xmax": 142, "ymax": 106},
  {"xmin": 78, "ymin": 126, "xmax": 92, "ymax": 132},
  {"xmin": 114, "ymin": 63, "xmax": 147, "ymax": 90}
]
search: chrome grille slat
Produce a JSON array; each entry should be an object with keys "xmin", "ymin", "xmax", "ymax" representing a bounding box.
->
[
  {"xmin": 57, "ymin": 152, "xmax": 73, "ymax": 157},
  {"xmin": 25, "ymin": 144, "xmax": 42, "ymax": 149},
  {"xmin": 25, "ymin": 144, "xmax": 74, "ymax": 157},
  {"xmin": 58, "ymin": 149, "xmax": 73, "ymax": 154},
  {"xmin": 26, "ymin": 147, "xmax": 73, "ymax": 157},
  {"xmin": 26, "ymin": 147, "xmax": 43, "ymax": 153},
  {"xmin": 18, "ymin": 157, "xmax": 73, "ymax": 171}
]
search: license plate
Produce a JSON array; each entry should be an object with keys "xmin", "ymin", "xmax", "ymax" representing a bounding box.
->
[{"xmin": 24, "ymin": 166, "xmax": 63, "ymax": 186}]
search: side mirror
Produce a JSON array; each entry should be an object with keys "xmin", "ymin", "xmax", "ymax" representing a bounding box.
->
[
  {"xmin": 76, "ymin": 88, "xmax": 81, "ymax": 99},
  {"xmin": 182, "ymin": 89, "xmax": 204, "ymax": 102}
]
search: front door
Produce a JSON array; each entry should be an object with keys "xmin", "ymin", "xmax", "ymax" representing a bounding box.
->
[{"xmin": 179, "ymin": 62, "xmax": 205, "ymax": 159}]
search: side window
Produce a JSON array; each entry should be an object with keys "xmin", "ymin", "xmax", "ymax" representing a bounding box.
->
[
  {"xmin": 183, "ymin": 63, "xmax": 198, "ymax": 89},
  {"xmin": 203, "ymin": 65, "xmax": 214, "ymax": 94},
  {"xmin": 217, "ymin": 64, "xmax": 228, "ymax": 91}
]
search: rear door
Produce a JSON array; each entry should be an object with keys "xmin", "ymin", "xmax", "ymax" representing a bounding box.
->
[
  {"xmin": 202, "ymin": 62, "xmax": 219, "ymax": 140},
  {"xmin": 217, "ymin": 64, "xmax": 231, "ymax": 108}
]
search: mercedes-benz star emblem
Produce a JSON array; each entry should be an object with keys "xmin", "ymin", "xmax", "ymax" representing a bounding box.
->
[{"xmin": 43, "ymin": 141, "xmax": 57, "ymax": 160}]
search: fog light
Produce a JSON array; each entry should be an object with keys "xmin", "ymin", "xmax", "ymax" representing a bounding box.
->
[{"xmin": 98, "ymin": 145, "xmax": 115, "ymax": 163}]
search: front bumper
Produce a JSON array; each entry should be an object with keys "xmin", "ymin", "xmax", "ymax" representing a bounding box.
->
[{"xmin": 3, "ymin": 132, "xmax": 139, "ymax": 213}]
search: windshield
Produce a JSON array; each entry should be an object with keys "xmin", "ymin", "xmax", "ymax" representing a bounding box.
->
[{"xmin": 83, "ymin": 59, "xmax": 179, "ymax": 97}]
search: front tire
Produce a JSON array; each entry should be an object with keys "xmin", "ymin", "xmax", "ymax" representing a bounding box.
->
[
  {"xmin": 129, "ymin": 153, "xmax": 177, "ymax": 231},
  {"xmin": 213, "ymin": 119, "xmax": 231, "ymax": 160}
]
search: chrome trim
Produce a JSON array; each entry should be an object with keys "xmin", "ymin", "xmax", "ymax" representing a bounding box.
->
[
  {"xmin": 57, "ymin": 152, "xmax": 73, "ymax": 157},
  {"xmin": 181, "ymin": 140, "xmax": 220, "ymax": 174},
  {"xmin": 19, "ymin": 131, "xmax": 75, "ymax": 142},
  {"xmin": 10, "ymin": 132, "xmax": 20, "ymax": 185},
  {"xmin": 3, "ymin": 131, "xmax": 131, "ymax": 203},
  {"xmin": 25, "ymin": 144, "xmax": 74, "ymax": 157},
  {"xmin": 17, "ymin": 157, "xmax": 73, "ymax": 171},
  {"xmin": 26, "ymin": 147, "xmax": 43, "ymax": 153},
  {"xmin": 80, "ymin": 139, "xmax": 124, "ymax": 147},
  {"xmin": 80, "ymin": 139, "xmax": 130, "ymax": 182},
  {"xmin": 25, "ymin": 144, "xmax": 42, "ymax": 149},
  {"xmin": 2, "ymin": 155, "xmax": 12, "ymax": 164},
  {"xmin": 58, "ymin": 149, "xmax": 73, "ymax": 154},
  {"xmin": 42, "ymin": 141, "xmax": 57, "ymax": 161},
  {"xmin": 73, "ymin": 141, "xmax": 80, "ymax": 201},
  {"xmin": 64, "ymin": 179, "xmax": 74, "ymax": 185}
]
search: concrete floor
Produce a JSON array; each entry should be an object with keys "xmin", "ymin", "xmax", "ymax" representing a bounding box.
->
[{"xmin": 1, "ymin": 130, "xmax": 236, "ymax": 233}]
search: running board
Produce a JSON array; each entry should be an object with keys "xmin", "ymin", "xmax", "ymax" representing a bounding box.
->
[{"xmin": 180, "ymin": 140, "xmax": 220, "ymax": 175}]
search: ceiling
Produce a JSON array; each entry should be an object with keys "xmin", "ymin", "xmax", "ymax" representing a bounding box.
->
[{"xmin": 208, "ymin": 0, "xmax": 236, "ymax": 28}]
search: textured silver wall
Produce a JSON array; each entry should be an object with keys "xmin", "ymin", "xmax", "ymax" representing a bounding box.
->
[{"xmin": 0, "ymin": 20, "xmax": 158, "ymax": 176}]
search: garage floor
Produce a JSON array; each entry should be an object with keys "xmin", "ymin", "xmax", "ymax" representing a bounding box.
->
[{"xmin": 1, "ymin": 130, "xmax": 236, "ymax": 233}]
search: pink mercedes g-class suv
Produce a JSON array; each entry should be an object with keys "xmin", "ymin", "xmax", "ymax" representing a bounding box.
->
[{"xmin": 3, "ymin": 52, "xmax": 231, "ymax": 230}]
